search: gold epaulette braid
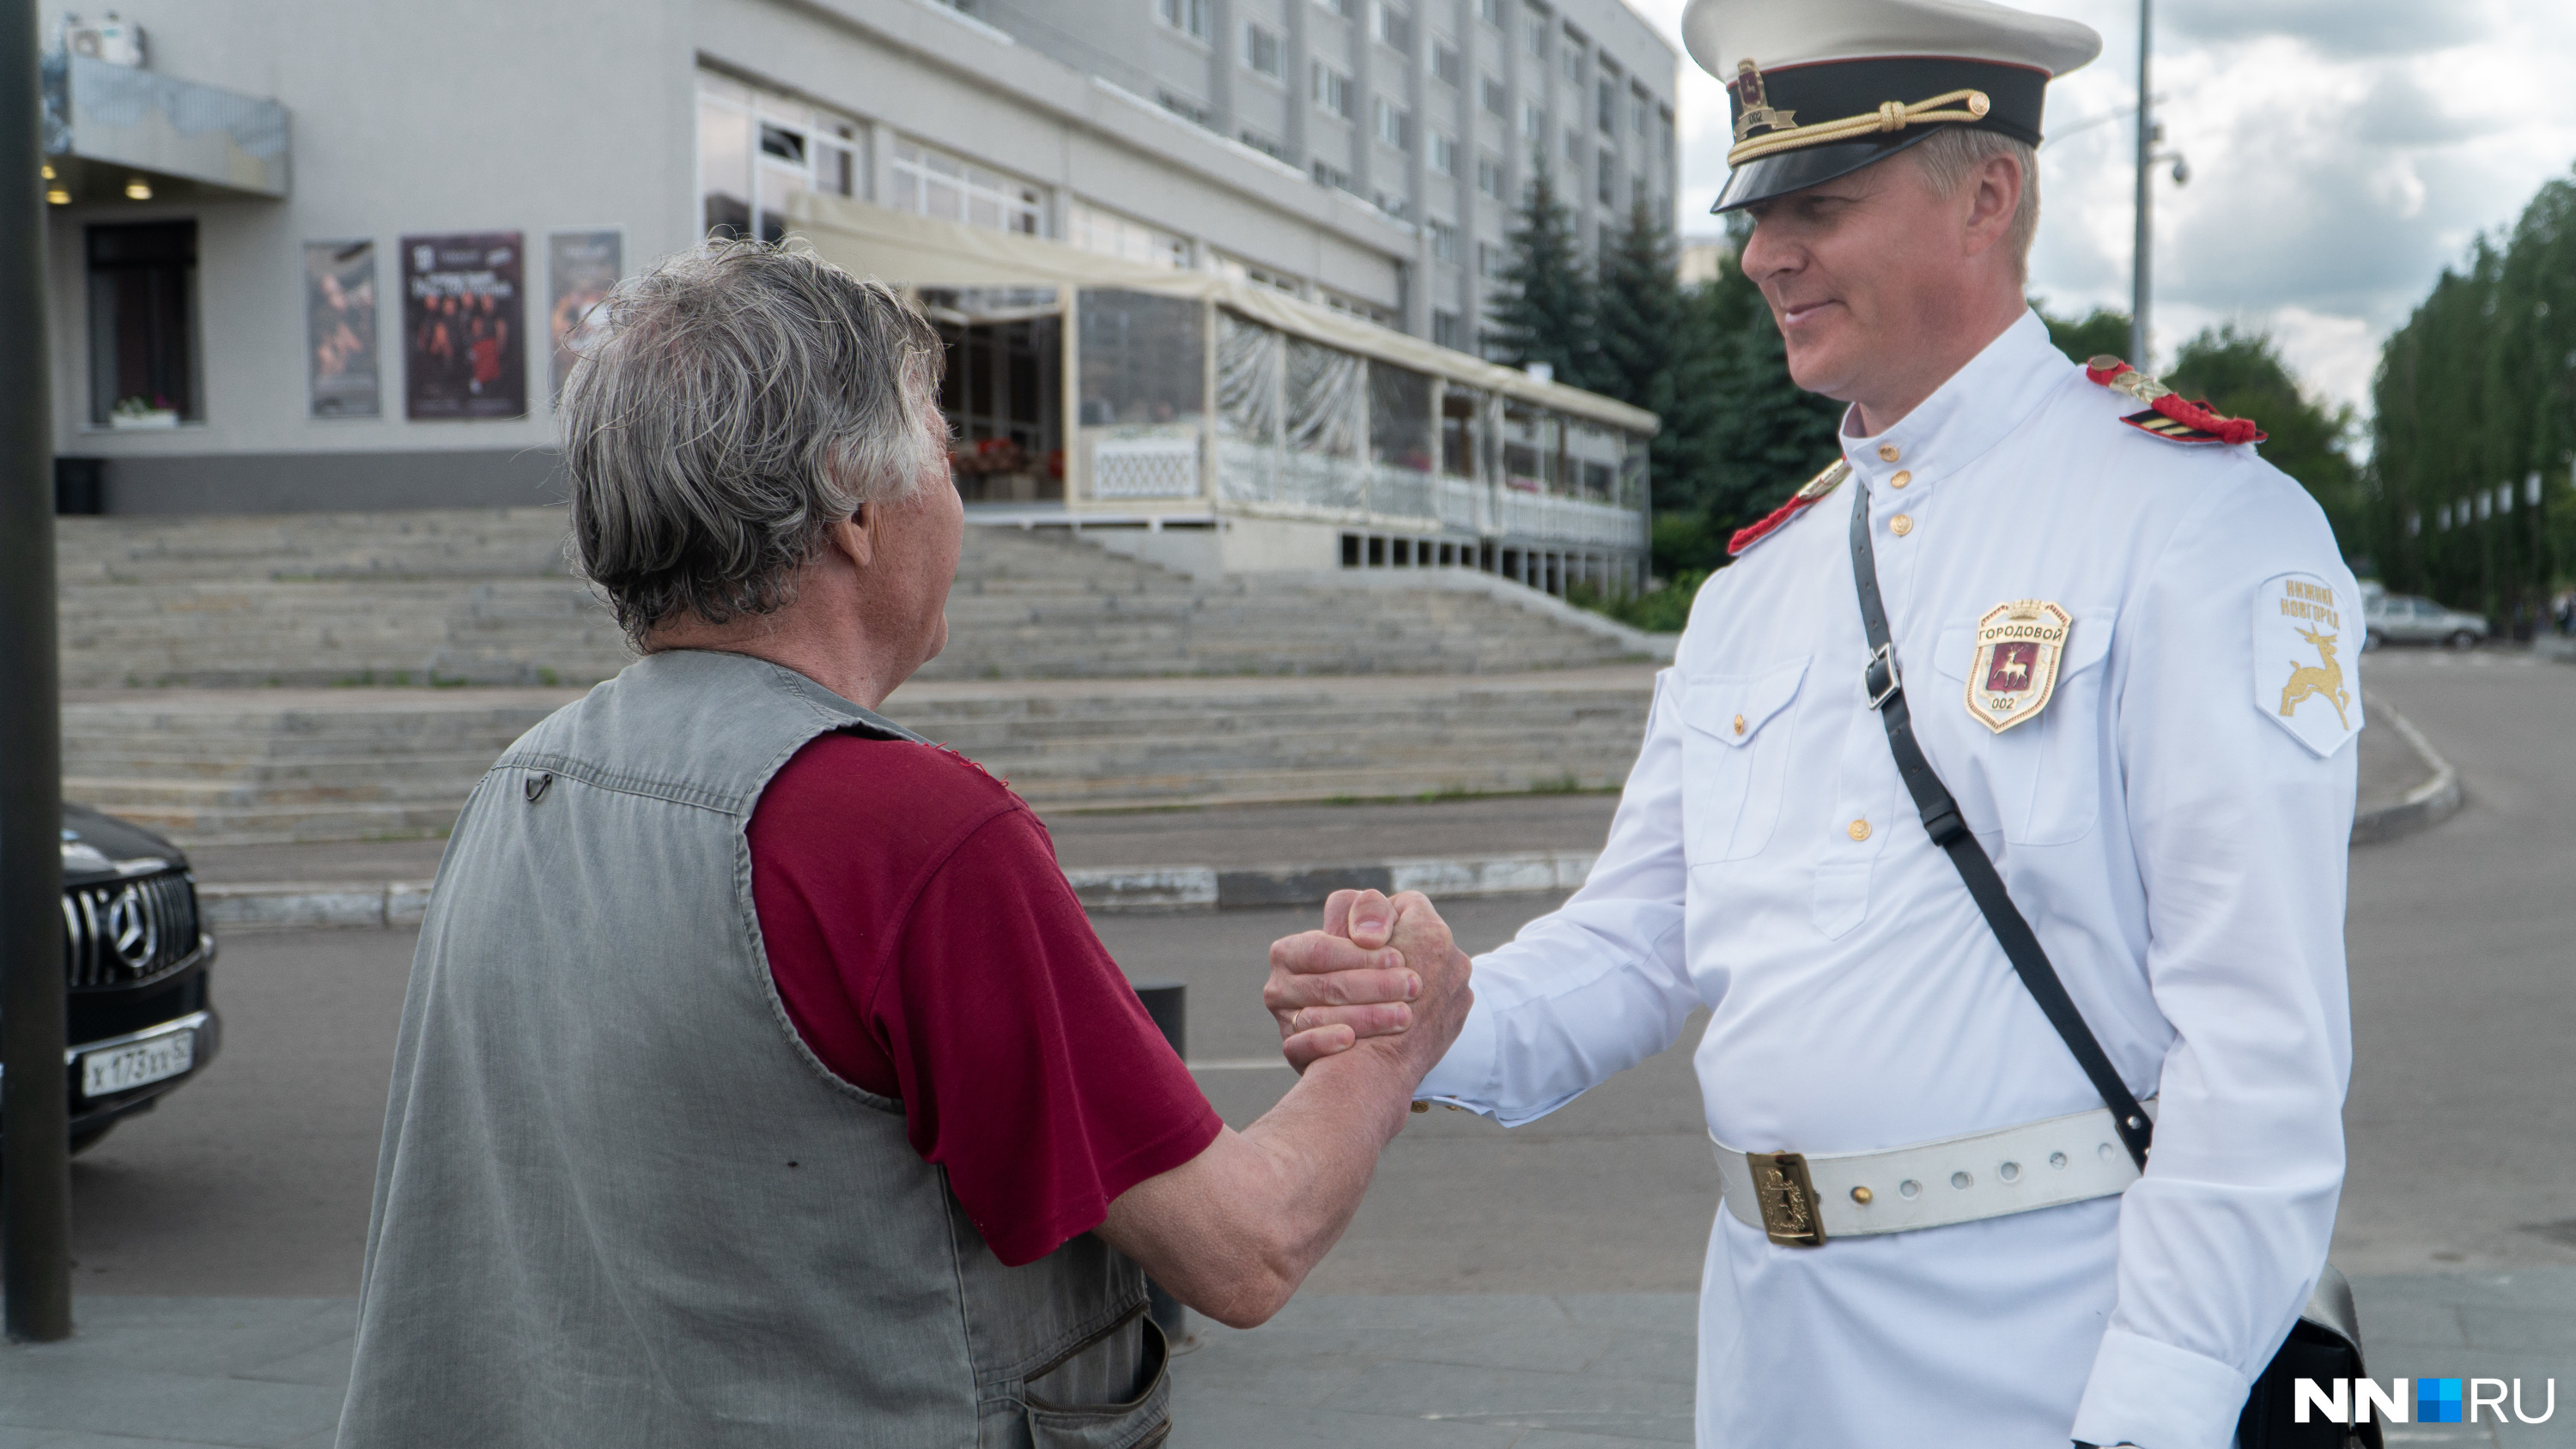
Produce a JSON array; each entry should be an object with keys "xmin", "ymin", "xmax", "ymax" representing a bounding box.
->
[{"xmin": 1727, "ymin": 88, "xmax": 1993, "ymax": 167}]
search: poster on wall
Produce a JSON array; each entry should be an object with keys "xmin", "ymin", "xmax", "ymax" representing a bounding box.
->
[
  {"xmin": 545, "ymin": 227, "xmax": 622, "ymax": 406},
  {"xmin": 401, "ymin": 231, "xmax": 526, "ymax": 420},
  {"xmin": 303, "ymin": 239, "xmax": 380, "ymax": 418}
]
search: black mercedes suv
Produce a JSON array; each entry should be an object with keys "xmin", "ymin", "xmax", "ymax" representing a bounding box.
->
[{"xmin": 47, "ymin": 803, "xmax": 221, "ymax": 1154}]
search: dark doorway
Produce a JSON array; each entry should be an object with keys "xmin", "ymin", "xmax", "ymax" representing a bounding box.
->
[{"xmin": 87, "ymin": 221, "xmax": 200, "ymax": 427}]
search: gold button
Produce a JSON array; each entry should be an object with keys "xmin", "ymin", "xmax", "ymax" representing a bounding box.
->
[
  {"xmin": 1732, "ymin": 713, "xmax": 1747, "ymax": 736},
  {"xmin": 1848, "ymin": 818, "xmax": 1871, "ymax": 841},
  {"xmin": 1877, "ymin": 443, "xmax": 1900, "ymax": 463},
  {"xmin": 1890, "ymin": 470, "xmax": 1912, "ymax": 488},
  {"xmin": 1850, "ymin": 1185, "xmax": 1874, "ymax": 1204},
  {"xmin": 1889, "ymin": 514, "xmax": 1914, "ymax": 537}
]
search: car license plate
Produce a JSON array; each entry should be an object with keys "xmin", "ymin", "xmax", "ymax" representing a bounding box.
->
[{"xmin": 80, "ymin": 1028, "xmax": 196, "ymax": 1099}]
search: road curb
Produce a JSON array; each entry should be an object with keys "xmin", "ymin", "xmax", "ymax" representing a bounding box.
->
[
  {"xmin": 197, "ymin": 850, "xmax": 1605, "ymax": 930},
  {"xmin": 2350, "ymin": 696, "xmax": 2462, "ymax": 846},
  {"xmin": 198, "ymin": 698, "xmax": 2455, "ymax": 929}
]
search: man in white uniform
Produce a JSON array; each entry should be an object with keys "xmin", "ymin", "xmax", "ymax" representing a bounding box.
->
[{"xmin": 1264, "ymin": 0, "xmax": 2361, "ymax": 1444}]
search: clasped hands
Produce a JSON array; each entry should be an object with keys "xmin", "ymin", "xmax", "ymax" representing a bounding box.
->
[{"xmin": 1266, "ymin": 888, "xmax": 1472, "ymax": 1080}]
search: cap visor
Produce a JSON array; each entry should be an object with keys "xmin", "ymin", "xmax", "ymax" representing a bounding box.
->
[{"xmin": 1712, "ymin": 129, "xmax": 1947, "ymax": 213}]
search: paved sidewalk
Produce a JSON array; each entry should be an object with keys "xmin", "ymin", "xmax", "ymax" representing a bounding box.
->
[{"xmin": 4, "ymin": 1275, "xmax": 2567, "ymax": 1447}]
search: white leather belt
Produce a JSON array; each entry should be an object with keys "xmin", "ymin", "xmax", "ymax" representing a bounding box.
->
[{"xmin": 1712, "ymin": 1099, "xmax": 2159, "ymax": 1246}]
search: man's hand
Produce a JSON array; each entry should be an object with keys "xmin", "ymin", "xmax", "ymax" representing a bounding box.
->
[{"xmin": 1267, "ymin": 889, "xmax": 1471, "ymax": 1074}]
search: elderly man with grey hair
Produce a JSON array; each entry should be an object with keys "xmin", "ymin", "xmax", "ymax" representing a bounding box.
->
[{"xmin": 336, "ymin": 241, "xmax": 1471, "ymax": 1448}]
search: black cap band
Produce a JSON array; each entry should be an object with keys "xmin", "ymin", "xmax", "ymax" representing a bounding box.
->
[{"xmin": 1715, "ymin": 55, "xmax": 2049, "ymax": 213}]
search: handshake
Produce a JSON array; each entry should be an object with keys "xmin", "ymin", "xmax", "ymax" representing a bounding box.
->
[{"xmin": 1266, "ymin": 888, "xmax": 1477, "ymax": 1080}]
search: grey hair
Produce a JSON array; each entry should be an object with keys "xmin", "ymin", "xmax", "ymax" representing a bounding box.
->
[
  {"xmin": 1907, "ymin": 128, "xmax": 2040, "ymax": 283},
  {"xmin": 560, "ymin": 239, "xmax": 947, "ymax": 647}
]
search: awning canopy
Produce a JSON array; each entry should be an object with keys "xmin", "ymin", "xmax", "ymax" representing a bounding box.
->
[
  {"xmin": 42, "ymin": 52, "xmax": 290, "ymax": 202},
  {"xmin": 789, "ymin": 191, "xmax": 1658, "ymax": 435}
]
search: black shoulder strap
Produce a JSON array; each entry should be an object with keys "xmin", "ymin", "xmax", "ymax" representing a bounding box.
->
[{"xmin": 1845, "ymin": 483, "xmax": 2154, "ymax": 1169}]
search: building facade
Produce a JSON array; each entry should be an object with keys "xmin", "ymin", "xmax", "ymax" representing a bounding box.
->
[{"xmin": 39, "ymin": 0, "xmax": 1669, "ymax": 591}]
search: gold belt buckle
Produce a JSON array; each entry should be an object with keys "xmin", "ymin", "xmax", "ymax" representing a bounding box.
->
[{"xmin": 1748, "ymin": 1151, "xmax": 1826, "ymax": 1247}]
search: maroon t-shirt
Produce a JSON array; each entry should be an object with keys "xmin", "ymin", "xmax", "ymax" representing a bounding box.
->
[{"xmin": 748, "ymin": 732, "xmax": 1221, "ymax": 1267}]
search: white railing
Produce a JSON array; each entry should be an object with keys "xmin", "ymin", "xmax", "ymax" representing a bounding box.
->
[
  {"xmin": 1499, "ymin": 489, "xmax": 1643, "ymax": 549},
  {"xmin": 1213, "ymin": 439, "xmax": 1641, "ymax": 549},
  {"xmin": 1092, "ymin": 434, "xmax": 1202, "ymax": 500}
]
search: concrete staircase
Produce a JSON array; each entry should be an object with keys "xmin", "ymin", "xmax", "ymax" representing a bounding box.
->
[
  {"xmin": 58, "ymin": 508, "xmax": 1663, "ymax": 846},
  {"xmin": 56, "ymin": 508, "xmax": 1647, "ymax": 688}
]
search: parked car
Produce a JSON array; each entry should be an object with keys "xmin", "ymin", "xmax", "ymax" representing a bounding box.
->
[
  {"xmin": 10, "ymin": 805, "xmax": 222, "ymax": 1156},
  {"xmin": 2364, "ymin": 592, "xmax": 2488, "ymax": 650}
]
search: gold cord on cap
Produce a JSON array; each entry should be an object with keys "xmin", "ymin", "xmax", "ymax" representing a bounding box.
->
[{"xmin": 1728, "ymin": 88, "xmax": 1993, "ymax": 167}]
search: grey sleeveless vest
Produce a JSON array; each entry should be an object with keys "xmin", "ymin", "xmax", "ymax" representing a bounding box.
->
[{"xmin": 338, "ymin": 650, "xmax": 1166, "ymax": 1449}]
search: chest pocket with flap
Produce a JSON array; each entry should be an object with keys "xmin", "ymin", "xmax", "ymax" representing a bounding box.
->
[
  {"xmin": 1680, "ymin": 658, "xmax": 1808, "ymax": 864},
  {"xmin": 1931, "ymin": 610, "xmax": 2117, "ymax": 846}
]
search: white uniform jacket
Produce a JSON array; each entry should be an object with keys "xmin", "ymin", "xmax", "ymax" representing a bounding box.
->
[{"xmin": 1418, "ymin": 310, "xmax": 2359, "ymax": 1449}]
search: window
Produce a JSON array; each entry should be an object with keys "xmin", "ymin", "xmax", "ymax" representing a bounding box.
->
[
  {"xmin": 87, "ymin": 221, "xmax": 198, "ymax": 427},
  {"xmin": 1159, "ymin": 89, "xmax": 1214, "ymax": 127},
  {"xmin": 1313, "ymin": 62, "xmax": 1353, "ymax": 118},
  {"xmin": 1524, "ymin": 2, "xmax": 1547, "ymax": 56},
  {"xmin": 1477, "ymin": 240, "xmax": 1505, "ymax": 276},
  {"xmin": 1597, "ymin": 78, "xmax": 1615, "ymax": 131},
  {"xmin": 1428, "ymin": 218, "xmax": 1459, "ymax": 263},
  {"xmin": 699, "ymin": 75, "xmax": 864, "ymax": 242},
  {"xmin": 1478, "ymin": 0, "xmax": 1504, "ymax": 25},
  {"xmin": 1374, "ymin": 96, "xmax": 1411, "ymax": 150},
  {"xmin": 1481, "ymin": 76, "xmax": 1507, "ymax": 116},
  {"xmin": 1476, "ymin": 152, "xmax": 1504, "ymax": 197},
  {"xmin": 1313, "ymin": 159, "xmax": 1355, "ymax": 191},
  {"xmin": 1374, "ymin": 188, "xmax": 1410, "ymax": 219},
  {"xmin": 1633, "ymin": 83, "xmax": 1650, "ymax": 135},
  {"xmin": 889, "ymin": 138, "xmax": 1043, "ymax": 234},
  {"xmin": 1521, "ymin": 100, "xmax": 1543, "ymax": 139},
  {"xmin": 1565, "ymin": 124, "xmax": 1583, "ymax": 161},
  {"xmin": 1430, "ymin": 131, "xmax": 1457, "ymax": 175},
  {"xmin": 1373, "ymin": 2, "xmax": 1412, "ymax": 53},
  {"xmin": 1597, "ymin": 149, "xmax": 1615, "ymax": 205},
  {"xmin": 1315, "ymin": 0, "xmax": 1352, "ymax": 15},
  {"xmin": 1561, "ymin": 26, "xmax": 1584, "ymax": 82},
  {"xmin": 1432, "ymin": 39, "xmax": 1462, "ymax": 87},
  {"xmin": 1433, "ymin": 309, "xmax": 1465, "ymax": 350},
  {"xmin": 1659, "ymin": 109, "xmax": 1674, "ymax": 159},
  {"xmin": 1239, "ymin": 127, "xmax": 1288, "ymax": 160},
  {"xmin": 1244, "ymin": 22, "xmax": 1282, "ymax": 76},
  {"xmin": 1066, "ymin": 202, "xmax": 1191, "ymax": 268},
  {"xmin": 1157, "ymin": 0, "xmax": 1207, "ymax": 39}
]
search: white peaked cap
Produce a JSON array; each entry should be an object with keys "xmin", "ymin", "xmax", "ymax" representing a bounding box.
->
[{"xmin": 1680, "ymin": 0, "xmax": 2102, "ymax": 82}]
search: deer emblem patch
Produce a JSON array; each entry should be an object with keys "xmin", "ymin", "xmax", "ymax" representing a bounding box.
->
[
  {"xmin": 1965, "ymin": 600, "xmax": 2070, "ymax": 733},
  {"xmin": 2256, "ymin": 573, "xmax": 2364, "ymax": 757}
]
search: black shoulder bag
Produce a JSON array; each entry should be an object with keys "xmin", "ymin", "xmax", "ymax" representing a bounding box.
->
[{"xmin": 1844, "ymin": 483, "xmax": 2377, "ymax": 1449}]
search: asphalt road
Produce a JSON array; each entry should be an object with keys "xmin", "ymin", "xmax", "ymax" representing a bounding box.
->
[{"xmin": 58, "ymin": 646, "xmax": 2576, "ymax": 1296}]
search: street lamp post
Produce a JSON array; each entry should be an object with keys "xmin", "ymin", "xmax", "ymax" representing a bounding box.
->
[
  {"xmin": 0, "ymin": 0, "xmax": 76, "ymax": 1343},
  {"xmin": 2129, "ymin": 0, "xmax": 2152, "ymax": 369}
]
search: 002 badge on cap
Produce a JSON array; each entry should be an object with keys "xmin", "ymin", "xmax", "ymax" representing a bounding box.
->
[
  {"xmin": 2257, "ymin": 573, "xmax": 2363, "ymax": 757},
  {"xmin": 1964, "ymin": 600, "xmax": 2069, "ymax": 732}
]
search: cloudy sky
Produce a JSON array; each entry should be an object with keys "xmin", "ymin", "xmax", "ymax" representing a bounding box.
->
[{"xmin": 1632, "ymin": 0, "xmax": 2576, "ymax": 424}]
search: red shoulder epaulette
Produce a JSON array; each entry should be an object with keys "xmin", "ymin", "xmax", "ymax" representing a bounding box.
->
[
  {"xmin": 1728, "ymin": 459, "xmax": 1852, "ymax": 557},
  {"xmin": 2084, "ymin": 357, "xmax": 2267, "ymax": 446}
]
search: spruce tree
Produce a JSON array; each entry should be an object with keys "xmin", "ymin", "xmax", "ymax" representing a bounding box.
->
[
  {"xmin": 1485, "ymin": 158, "xmax": 1600, "ymax": 388},
  {"xmin": 1594, "ymin": 199, "xmax": 1680, "ymax": 409}
]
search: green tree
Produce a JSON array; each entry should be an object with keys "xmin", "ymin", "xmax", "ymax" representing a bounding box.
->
[
  {"xmin": 1593, "ymin": 199, "xmax": 1680, "ymax": 411},
  {"xmin": 2367, "ymin": 168, "xmax": 2576, "ymax": 621},
  {"xmin": 2033, "ymin": 303, "xmax": 2133, "ymax": 367},
  {"xmin": 2163, "ymin": 324, "xmax": 2365, "ymax": 551},
  {"xmin": 1485, "ymin": 160, "xmax": 1601, "ymax": 390}
]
